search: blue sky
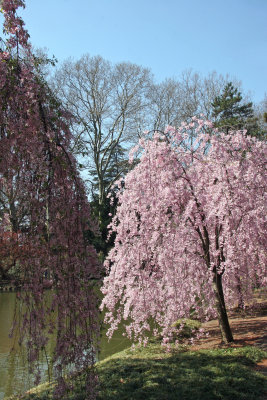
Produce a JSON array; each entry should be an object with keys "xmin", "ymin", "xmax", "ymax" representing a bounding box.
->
[{"xmin": 9, "ymin": 0, "xmax": 267, "ymax": 103}]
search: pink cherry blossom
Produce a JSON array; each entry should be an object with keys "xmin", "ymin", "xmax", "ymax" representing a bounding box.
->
[
  {"xmin": 101, "ymin": 118, "xmax": 267, "ymax": 344},
  {"xmin": 0, "ymin": 1, "xmax": 100, "ymax": 397}
]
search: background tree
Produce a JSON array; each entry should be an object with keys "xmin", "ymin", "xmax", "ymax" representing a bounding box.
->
[
  {"xmin": 52, "ymin": 56, "xmax": 152, "ymax": 221},
  {"xmin": 148, "ymin": 71, "xmax": 232, "ymax": 132},
  {"xmin": 0, "ymin": 1, "xmax": 100, "ymax": 396},
  {"xmin": 101, "ymin": 118, "xmax": 267, "ymax": 344},
  {"xmin": 255, "ymin": 94, "xmax": 267, "ymax": 137},
  {"xmin": 212, "ymin": 82, "xmax": 261, "ymax": 136},
  {"xmin": 52, "ymin": 56, "xmax": 262, "ymax": 263},
  {"xmin": 86, "ymin": 143, "xmax": 129, "ymax": 258}
]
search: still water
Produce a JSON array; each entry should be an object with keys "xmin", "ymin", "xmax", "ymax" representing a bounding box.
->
[{"xmin": 0, "ymin": 291, "xmax": 132, "ymax": 399}]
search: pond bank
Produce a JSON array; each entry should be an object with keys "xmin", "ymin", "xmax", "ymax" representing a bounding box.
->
[
  {"xmin": 11, "ymin": 302, "xmax": 267, "ymax": 400},
  {"xmin": 5, "ymin": 290, "xmax": 267, "ymax": 399},
  {"xmin": 0, "ymin": 290, "xmax": 131, "ymax": 399},
  {"xmin": 0, "ymin": 280, "xmax": 22, "ymax": 292},
  {"xmin": 13, "ymin": 344, "xmax": 267, "ymax": 400}
]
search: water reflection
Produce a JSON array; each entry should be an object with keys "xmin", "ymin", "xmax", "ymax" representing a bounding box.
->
[{"xmin": 0, "ymin": 291, "xmax": 131, "ymax": 399}]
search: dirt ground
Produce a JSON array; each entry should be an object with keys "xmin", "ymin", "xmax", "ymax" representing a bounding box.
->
[
  {"xmin": 191, "ymin": 314, "xmax": 267, "ymax": 352},
  {"xmin": 190, "ymin": 289, "xmax": 267, "ymax": 397}
]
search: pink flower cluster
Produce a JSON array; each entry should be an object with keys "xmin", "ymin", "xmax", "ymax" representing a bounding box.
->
[
  {"xmin": 0, "ymin": 1, "xmax": 100, "ymax": 396},
  {"xmin": 101, "ymin": 118, "xmax": 267, "ymax": 344}
]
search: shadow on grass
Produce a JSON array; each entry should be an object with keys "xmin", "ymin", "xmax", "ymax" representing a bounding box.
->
[
  {"xmin": 96, "ymin": 347, "xmax": 267, "ymax": 400},
  {"xmin": 18, "ymin": 346, "xmax": 267, "ymax": 400}
]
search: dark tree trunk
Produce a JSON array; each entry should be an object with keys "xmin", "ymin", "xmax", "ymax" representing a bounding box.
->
[
  {"xmin": 213, "ymin": 271, "xmax": 233, "ymax": 343},
  {"xmin": 0, "ymin": 265, "xmax": 10, "ymax": 281}
]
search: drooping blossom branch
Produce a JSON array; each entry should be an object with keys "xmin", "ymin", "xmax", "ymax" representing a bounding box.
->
[
  {"xmin": 101, "ymin": 118, "xmax": 267, "ymax": 344},
  {"xmin": 0, "ymin": 1, "xmax": 100, "ymax": 398}
]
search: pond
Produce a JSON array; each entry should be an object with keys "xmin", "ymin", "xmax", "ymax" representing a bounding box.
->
[{"xmin": 0, "ymin": 291, "xmax": 132, "ymax": 399}]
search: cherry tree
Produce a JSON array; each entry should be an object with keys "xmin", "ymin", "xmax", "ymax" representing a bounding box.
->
[
  {"xmin": 101, "ymin": 118, "xmax": 267, "ymax": 344},
  {"xmin": 0, "ymin": 1, "xmax": 100, "ymax": 397}
]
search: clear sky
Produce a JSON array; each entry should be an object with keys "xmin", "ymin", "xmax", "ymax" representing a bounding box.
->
[{"xmin": 13, "ymin": 0, "xmax": 267, "ymax": 103}]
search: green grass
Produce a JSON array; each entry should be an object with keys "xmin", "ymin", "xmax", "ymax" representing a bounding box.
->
[{"xmin": 14, "ymin": 345, "xmax": 267, "ymax": 400}]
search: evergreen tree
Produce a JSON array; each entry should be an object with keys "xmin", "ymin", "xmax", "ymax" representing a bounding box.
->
[
  {"xmin": 89, "ymin": 143, "xmax": 128, "ymax": 197},
  {"xmin": 212, "ymin": 82, "xmax": 261, "ymax": 137},
  {"xmin": 87, "ymin": 143, "xmax": 131, "ymax": 259}
]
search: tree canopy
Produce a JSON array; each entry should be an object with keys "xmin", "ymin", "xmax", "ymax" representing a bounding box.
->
[
  {"xmin": 101, "ymin": 118, "xmax": 267, "ymax": 344},
  {"xmin": 0, "ymin": 0, "xmax": 100, "ymax": 396},
  {"xmin": 212, "ymin": 82, "xmax": 261, "ymax": 137}
]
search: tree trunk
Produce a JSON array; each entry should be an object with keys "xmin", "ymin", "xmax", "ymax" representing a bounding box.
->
[
  {"xmin": 213, "ymin": 271, "xmax": 233, "ymax": 343},
  {"xmin": 98, "ymin": 180, "xmax": 105, "ymax": 225}
]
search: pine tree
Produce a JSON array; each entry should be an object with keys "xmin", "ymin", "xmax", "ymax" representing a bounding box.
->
[{"xmin": 212, "ymin": 82, "xmax": 260, "ymax": 137}]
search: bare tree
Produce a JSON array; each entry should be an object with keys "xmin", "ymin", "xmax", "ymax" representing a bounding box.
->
[
  {"xmin": 148, "ymin": 70, "xmax": 238, "ymax": 132},
  {"xmin": 148, "ymin": 78, "xmax": 182, "ymax": 131},
  {"xmin": 255, "ymin": 94, "xmax": 267, "ymax": 137},
  {"xmin": 53, "ymin": 57, "xmax": 251, "ymax": 214},
  {"xmin": 52, "ymin": 55, "xmax": 152, "ymax": 215}
]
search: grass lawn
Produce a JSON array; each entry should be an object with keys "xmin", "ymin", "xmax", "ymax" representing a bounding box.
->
[{"xmin": 20, "ymin": 344, "xmax": 267, "ymax": 400}]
